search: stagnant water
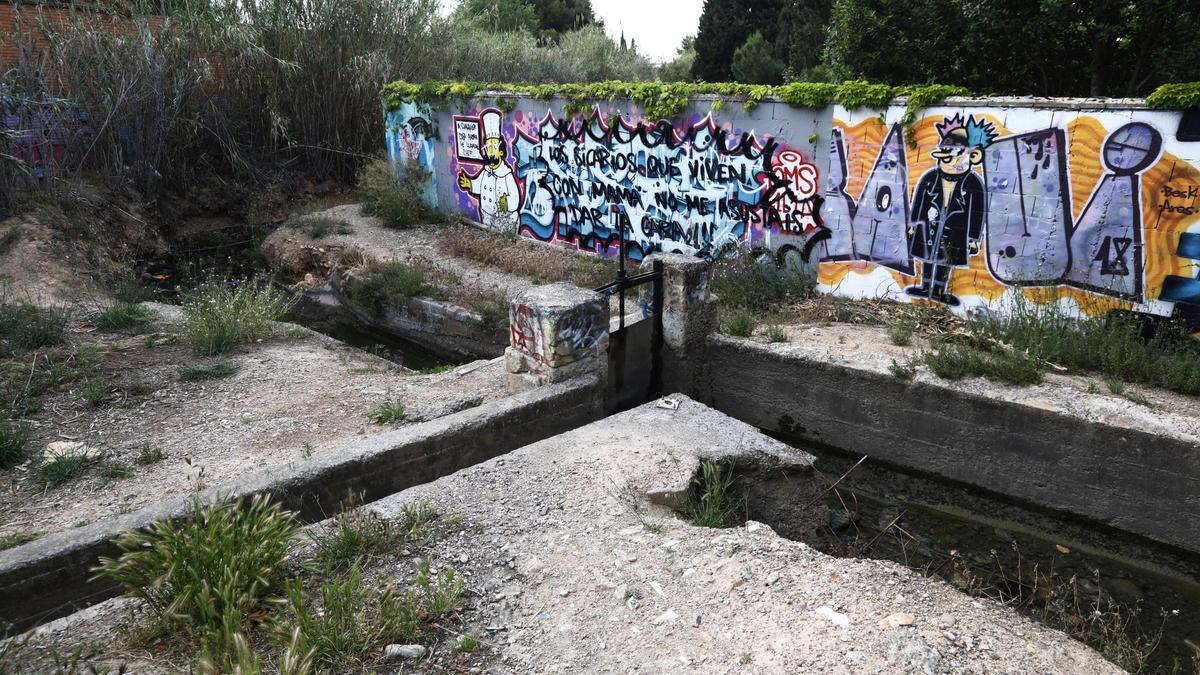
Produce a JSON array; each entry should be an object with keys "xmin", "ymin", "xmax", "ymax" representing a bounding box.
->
[{"xmin": 784, "ymin": 441, "xmax": 1200, "ymax": 674}]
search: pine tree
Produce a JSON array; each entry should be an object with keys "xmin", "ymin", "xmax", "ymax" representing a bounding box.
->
[
  {"xmin": 692, "ymin": 0, "xmax": 783, "ymax": 81},
  {"xmin": 731, "ymin": 31, "xmax": 785, "ymax": 84}
]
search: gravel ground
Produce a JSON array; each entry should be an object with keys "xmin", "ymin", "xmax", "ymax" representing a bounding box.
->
[
  {"xmin": 0, "ymin": 303, "xmax": 507, "ymax": 542},
  {"xmin": 364, "ymin": 395, "xmax": 1120, "ymax": 674}
]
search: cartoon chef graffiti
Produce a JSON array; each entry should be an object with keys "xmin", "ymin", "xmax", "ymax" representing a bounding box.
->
[
  {"xmin": 457, "ymin": 110, "xmax": 521, "ymax": 230},
  {"xmin": 905, "ymin": 114, "xmax": 997, "ymax": 306}
]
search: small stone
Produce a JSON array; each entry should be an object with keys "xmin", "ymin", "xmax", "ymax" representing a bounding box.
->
[
  {"xmin": 651, "ymin": 609, "xmax": 679, "ymax": 625},
  {"xmin": 384, "ymin": 644, "xmax": 426, "ymax": 660},
  {"xmin": 458, "ymin": 553, "xmax": 469, "ymax": 564},
  {"xmin": 523, "ymin": 557, "xmax": 545, "ymax": 576},
  {"xmin": 559, "ymin": 588, "xmax": 570, "ymax": 597},
  {"xmin": 815, "ymin": 606, "xmax": 851, "ymax": 628},
  {"xmin": 766, "ymin": 572, "xmax": 781, "ymax": 586},
  {"xmin": 879, "ymin": 612, "xmax": 916, "ymax": 629}
]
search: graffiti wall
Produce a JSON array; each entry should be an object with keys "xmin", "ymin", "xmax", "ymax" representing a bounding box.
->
[
  {"xmin": 388, "ymin": 96, "xmax": 825, "ymax": 260},
  {"xmin": 817, "ymin": 103, "xmax": 1200, "ymax": 317},
  {"xmin": 385, "ymin": 94, "xmax": 1200, "ymax": 318},
  {"xmin": 384, "ymin": 100, "xmax": 438, "ymax": 212}
]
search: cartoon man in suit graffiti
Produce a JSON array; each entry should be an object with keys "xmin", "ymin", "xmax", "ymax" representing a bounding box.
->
[
  {"xmin": 905, "ymin": 114, "xmax": 997, "ymax": 306},
  {"xmin": 458, "ymin": 110, "xmax": 520, "ymax": 230}
]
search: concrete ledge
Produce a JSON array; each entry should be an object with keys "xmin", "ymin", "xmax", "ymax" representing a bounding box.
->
[
  {"xmin": 696, "ymin": 335, "xmax": 1200, "ymax": 555},
  {"xmin": 0, "ymin": 374, "xmax": 603, "ymax": 632}
]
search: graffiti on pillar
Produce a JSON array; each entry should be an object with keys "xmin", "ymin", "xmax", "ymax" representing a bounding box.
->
[
  {"xmin": 808, "ymin": 107, "xmax": 1200, "ymax": 317},
  {"xmin": 385, "ymin": 100, "xmax": 438, "ymax": 211}
]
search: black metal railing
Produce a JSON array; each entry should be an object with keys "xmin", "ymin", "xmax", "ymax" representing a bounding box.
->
[{"xmin": 594, "ymin": 224, "xmax": 664, "ymax": 403}]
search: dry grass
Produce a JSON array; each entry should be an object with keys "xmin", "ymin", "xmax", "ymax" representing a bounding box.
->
[{"xmin": 437, "ymin": 224, "xmax": 616, "ymax": 289}]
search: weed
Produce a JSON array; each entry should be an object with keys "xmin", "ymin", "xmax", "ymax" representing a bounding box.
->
[
  {"xmin": 0, "ymin": 418, "xmax": 30, "ymax": 469},
  {"xmin": 766, "ymin": 324, "xmax": 789, "ymax": 343},
  {"xmin": 179, "ymin": 362, "xmax": 241, "ymax": 381},
  {"xmin": 94, "ymin": 303, "xmax": 157, "ymax": 334},
  {"xmin": 349, "ymin": 262, "xmax": 439, "ymax": 313},
  {"xmin": 311, "ymin": 504, "xmax": 403, "ymax": 573},
  {"xmin": 923, "ymin": 341, "xmax": 1043, "ymax": 386},
  {"xmin": 74, "ymin": 519, "xmax": 90, "ymax": 528},
  {"xmin": 80, "ymin": 379, "xmax": 112, "ymax": 407},
  {"xmin": 0, "ymin": 303, "xmax": 67, "ymax": 351},
  {"xmin": 722, "ymin": 309, "xmax": 757, "ymax": 338},
  {"xmin": 396, "ymin": 500, "xmax": 437, "ymax": 543},
  {"xmin": 888, "ymin": 317, "xmax": 916, "ymax": 346},
  {"xmin": 0, "ymin": 530, "xmax": 41, "ymax": 551},
  {"xmin": 685, "ymin": 460, "xmax": 742, "ymax": 528},
  {"xmin": 471, "ymin": 295, "xmax": 510, "ymax": 332},
  {"xmin": 1105, "ymin": 377, "xmax": 1126, "ymax": 395},
  {"xmin": 889, "ymin": 356, "xmax": 920, "ymax": 380},
  {"xmin": 135, "ymin": 444, "xmax": 167, "ymax": 465},
  {"xmin": 359, "ymin": 159, "xmax": 438, "ymax": 229},
  {"xmin": 98, "ymin": 459, "xmax": 133, "ymax": 483},
  {"xmin": 302, "ymin": 442, "xmax": 315, "ymax": 459},
  {"xmin": 284, "ymin": 327, "xmax": 313, "ymax": 339},
  {"xmin": 294, "ymin": 216, "xmax": 350, "ymax": 239},
  {"xmin": 113, "ymin": 276, "xmax": 153, "ymax": 304},
  {"xmin": 91, "ymin": 496, "xmax": 298, "ymax": 665},
  {"xmin": 416, "ymin": 559, "xmax": 465, "ymax": 616},
  {"xmin": 181, "ymin": 279, "xmax": 294, "ymax": 356},
  {"xmin": 437, "ymin": 223, "xmax": 617, "ymax": 288},
  {"xmin": 968, "ymin": 299, "xmax": 1200, "ymax": 395},
  {"xmin": 457, "ymin": 634, "xmax": 479, "ymax": 652},
  {"xmin": 39, "ymin": 450, "xmax": 95, "ymax": 487},
  {"xmin": 369, "ymin": 399, "xmax": 407, "ymax": 425},
  {"xmin": 712, "ymin": 249, "xmax": 816, "ymax": 311},
  {"xmin": 418, "ymin": 363, "xmax": 455, "ymax": 375}
]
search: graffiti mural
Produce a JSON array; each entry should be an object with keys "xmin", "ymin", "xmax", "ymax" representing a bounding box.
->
[
  {"xmin": 385, "ymin": 100, "xmax": 438, "ymax": 211},
  {"xmin": 391, "ymin": 93, "xmax": 1200, "ymax": 319},
  {"xmin": 814, "ymin": 105, "xmax": 1199, "ymax": 316},
  {"xmin": 446, "ymin": 106, "xmax": 820, "ymax": 260},
  {"xmin": 455, "ymin": 108, "xmax": 521, "ymax": 229}
]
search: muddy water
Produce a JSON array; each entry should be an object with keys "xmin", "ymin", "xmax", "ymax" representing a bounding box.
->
[{"xmin": 783, "ymin": 442, "xmax": 1200, "ymax": 674}]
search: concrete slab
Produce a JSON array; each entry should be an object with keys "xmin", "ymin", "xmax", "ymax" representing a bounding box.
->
[{"xmin": 365, "ymin": 395, "xmax": 1119, "ymax": 673}]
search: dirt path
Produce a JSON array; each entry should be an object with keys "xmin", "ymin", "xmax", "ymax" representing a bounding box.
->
[{"xmin": 0, "ymin": 303, "xmax": 507, "ymax": 542}]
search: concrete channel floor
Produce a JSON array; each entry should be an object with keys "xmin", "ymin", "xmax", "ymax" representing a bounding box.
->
[
  {"xmin": 368, "ymin": 395, "xmax": 1119, "ymax": 674},
  {"xmin": 12, "ymin": 396, "xmax": 1121, "ymax": 673}
]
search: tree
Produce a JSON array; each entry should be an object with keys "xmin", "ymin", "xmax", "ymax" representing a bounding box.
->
[
  {"xmin": 775, "ymin": 0, "xmax": 832, "ymax": 80},
  {"xmin": 731, "ymin": 31, "xmax": 785, "ymax": 84},
  {"xmin": 692, "ymin": 0, "xmax": 783, "ymax": 81},
  {"xmin": 660, "ymin": 35, "xmax": 697, "ymax": 82},
  {"xmin": 822, "ymin": 0, "xmax": 1200, "ymax": 97},
  {"xmin": 454, "ymin": 0, "xmax": 539, "ymax": 33},
  {"xmin": 528, "ymin": 0, "xmax": 594, "ymax": 39}
]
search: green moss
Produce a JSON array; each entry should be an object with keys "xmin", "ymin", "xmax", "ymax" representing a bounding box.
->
[
  {"xmin": 1146, "ymin": 82, "xmax": 1200, "ymax": 109},
  {"xmin": 896, "ymin": 84, "xmax": 971, "ymax": 147}
]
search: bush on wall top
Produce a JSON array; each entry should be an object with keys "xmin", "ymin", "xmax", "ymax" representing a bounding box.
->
[{"xmin": 382, "ymin": 80, "xmax": 1200, "ymax": 146}]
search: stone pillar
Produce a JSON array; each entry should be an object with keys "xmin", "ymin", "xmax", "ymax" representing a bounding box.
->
[
  {"xmin": 505, "ymin": 282, "xmax": 609, "ymax": 388},
  {"xmin": 640, "ymin": 253, "xmax": 717, "ymax": 394}
]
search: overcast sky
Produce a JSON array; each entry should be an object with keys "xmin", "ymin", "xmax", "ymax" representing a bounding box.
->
[
  {"xmin": 439, "ymin": 0, "xmax": 705, "ymax": 64},
  {"xmin": 593, "ymin": 0, "xmax": 704, "ymax": 64}
]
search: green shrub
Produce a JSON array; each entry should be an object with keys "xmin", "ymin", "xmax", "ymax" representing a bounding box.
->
[
  {"xmin": 95, "ymin": 303, "xmax": 158, "ymax": 334},
  {"xmin": 0, "ymin": 303, "xmax": 67, "ymax": 351},
  {"xmin": 766, "ymin": 324, "xmax": 789, "ymax": 343},
  {"xmin": 311, "ymin": 504, "xmax": 405, "ymax": 573},
  {"xmin": 294, "ymin": 217, "xmax": 352, "ymax": 239},
  {"xmin": 135, "ymin": 443, "xmax": 168, "ymax": 465},
  {"xmin": 178, "ymin": 362, "xmax": 241, "ymax": 381},
  {"xmin": 887, "ymin": 317, "xmax": 916, "ymax": 346},
  {"xmin": 685, "ymin": 460, "xmax": 742, "ymax": 528},
  {"xmin": 889, "ymin": 356, "xmax": 919, "ymax": 380},
  {"xmin": 181, "ymin": 279, "xmax": 294, "ymax": 356},
  {"xmin": 722, "ymin": 309, "xmax": 757, "ymax": 338},
  {"xmin": 415, "ymin": 558, "xmax": 465, "ymax": 616},
  {"xmin": 358, "ymin": 159, "xmax": 437, "ymax": 229},
  {"xmin": 91, "ymin": 496, "xmax": 298, "ymax": 666},
  {"xmin": 368, "ymin": 400, "xmax": 407, "ymax": 425},
  {"xmin": 923, "ymin": 342, "xmax": 1043, "ymax": 386},
  {"xmin": 80, "ymin": 379, "xmax": 112, "ymax": 407},
  {"xmin": 350, "ymin": 263, "xmax": 438, "ymax": 313},
  {"xmin": 711, "ymin": 249, "xmax": 816, "ymax": 311},
  {"xmin": 0, "ymin": 418, "xmax": 30, "ymax": 469},
  {"xmin": 39, "ymin": 449, "xmax": 96, "ymax": 487}
]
